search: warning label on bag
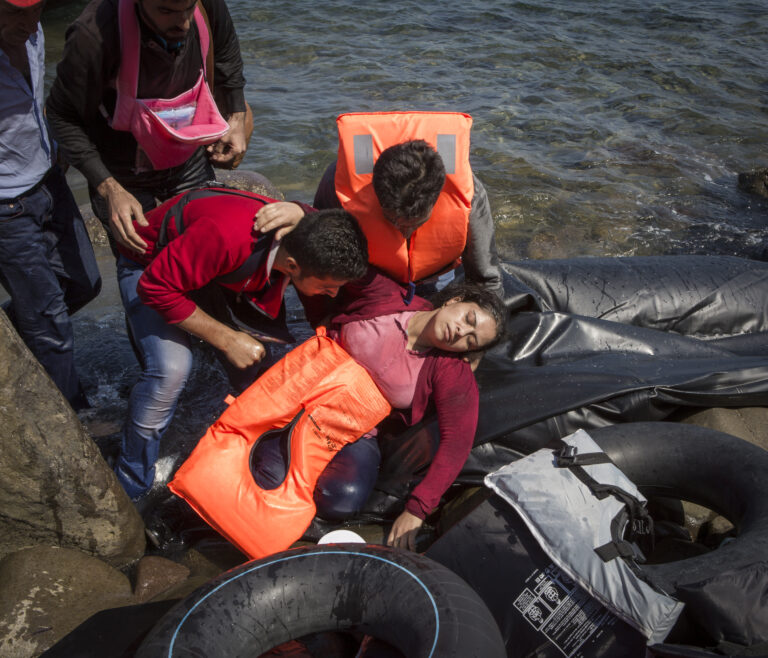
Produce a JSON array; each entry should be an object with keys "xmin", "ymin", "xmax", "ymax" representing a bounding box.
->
[{"xmin": 513, "ymin": 563, "xmax": 618, "ymax": 657}]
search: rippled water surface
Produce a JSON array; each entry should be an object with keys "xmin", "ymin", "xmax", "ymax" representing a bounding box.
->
[
  {"xmin": 31, "ymin": 0, "xmax": 768, "ymax": 466},
  {"xmin": 44, "ymin": 0, "xmax": 768, "ymax": 261}
]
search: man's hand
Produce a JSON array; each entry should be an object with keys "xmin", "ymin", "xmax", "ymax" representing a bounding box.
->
[
  {"xmin": 386, "ymin": 510, "xmax": 423, "ymax": 551},
  {"xmin": 178, "ymin": 307, "xmax": 266, "ymax": 368},
  {"xmin": 97, "ymin": 177, "xmax": 148, "ymax": 254},
  {"xmin": 254, "ymin": 202, "xmax": 304, "ymax": 240},
  {"xmin": 207, "ymin": 106, "xmax": 250, "ymax": 169},
  {"xmin": 222, "ymin": 331, "xmax": 266, "ymax": 369}
]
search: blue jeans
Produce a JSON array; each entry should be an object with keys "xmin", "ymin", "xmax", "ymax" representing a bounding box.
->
[
  {"xmin": 0, "ymin": 167, "xmax": 101, "ymax": 409},
  {"xmin": 116, "ymin": 257, "xmax": 266, "ymax": 498}
]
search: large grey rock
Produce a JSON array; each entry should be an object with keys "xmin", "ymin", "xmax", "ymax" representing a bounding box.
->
[
  {"xmin": 675, "ymin": 406, "xmax": 768, "ymax": 452},
  {"xmin": 0, "ymin": 311, "xmax": 145, "ymax": 567},
  {"xmin": 0, "ymin": 546, "xmax": 134, "ymax": 657}
]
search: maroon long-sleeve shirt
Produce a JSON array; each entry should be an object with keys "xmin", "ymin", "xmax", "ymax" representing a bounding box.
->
[{"xmin": 330, "ymin": 269, "xmax": 479, "ymax": 519}]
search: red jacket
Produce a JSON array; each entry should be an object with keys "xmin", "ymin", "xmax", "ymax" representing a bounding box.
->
[
  {"xmin": 330, "ymin": 268, "xmax": 479, "ymax": 519},
  {"xmin": 119, "ymin": 188, "xmax": 312, "ymax": 324}
]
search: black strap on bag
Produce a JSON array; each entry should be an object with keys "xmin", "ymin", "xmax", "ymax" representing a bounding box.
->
[
  {"xmin": 554, "ymin": 442, "xmax": 655, "ymax": 565},
  {"xmin": 156, "ymin": 187, "xmax": 266, "ymax": 249}
]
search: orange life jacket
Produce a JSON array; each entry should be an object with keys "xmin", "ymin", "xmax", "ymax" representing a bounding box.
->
[
  {"xmin": 168, "ymin": 329, "xmax": 390, "ymax": 560},
  {"xmin": 334, "ymin": 111, "xmax": 475, "ymax": 284}
]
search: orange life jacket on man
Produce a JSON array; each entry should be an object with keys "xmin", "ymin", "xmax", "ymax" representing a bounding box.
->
[
  {"xmin": 334, "ymin": 111, "xmax": 474, "ymax": 285},
  {"xmin": 169, "ymin": 329, "xmax": 390, "ymax": 560}
]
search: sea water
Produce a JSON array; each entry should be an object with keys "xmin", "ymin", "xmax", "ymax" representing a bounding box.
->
[
  {"xmin": 32, "ymin": 0, "xmax": 768, "ymax": 466},
  {"xmin": 43, "ymin": 0, "xmax": 768, "ymax": 262}
]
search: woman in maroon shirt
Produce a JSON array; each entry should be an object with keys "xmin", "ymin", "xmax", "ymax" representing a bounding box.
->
[{"xmin": 315, "ymin": 269, "xmax": 507, "ymax": 550}]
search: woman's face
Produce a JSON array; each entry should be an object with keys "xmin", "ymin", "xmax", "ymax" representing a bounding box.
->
[{"xmin": 425, "ymin": 300, "xmax": 498, "ymax": 353}]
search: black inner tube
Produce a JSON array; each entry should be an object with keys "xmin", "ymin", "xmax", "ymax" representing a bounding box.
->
[{"xmin": 588, "ymin": 422, "xmax": 768, "ymax": 594}]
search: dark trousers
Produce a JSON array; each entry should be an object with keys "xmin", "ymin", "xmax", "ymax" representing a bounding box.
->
[
  {"xmin": 252, "ymin": 432, "xmax": 382, "ymax": 522},
  {"xmin": 0, "ymin": 166, "xmax": 102, "ymax": 409}
]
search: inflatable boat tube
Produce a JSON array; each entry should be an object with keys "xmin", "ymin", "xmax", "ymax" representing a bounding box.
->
[
  {"xmin": 589, "ymin": 422, "xmax": 768, "ymax": 648},
  {"xmin": 363, "ymin": 256, "xmax": 768, "ymax": 510},
  {"xmin": 136, "ymin": 544, "xmax": 506, "ymax": 658}
]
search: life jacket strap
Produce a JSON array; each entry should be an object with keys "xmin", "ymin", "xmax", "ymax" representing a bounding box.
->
[{"xmin": 554, "ymin": 444, "xmax": 614, "ymax": 467}]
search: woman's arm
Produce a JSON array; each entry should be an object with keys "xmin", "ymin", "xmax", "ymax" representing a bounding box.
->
[{"xmin": 388, "ymin": 358, "xmax": 478, "ymax": 548}]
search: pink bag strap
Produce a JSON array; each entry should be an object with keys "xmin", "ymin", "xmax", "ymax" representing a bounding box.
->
[{"xmin": 112, "ymin": 0, "xmax": 210, "ymax": 130}]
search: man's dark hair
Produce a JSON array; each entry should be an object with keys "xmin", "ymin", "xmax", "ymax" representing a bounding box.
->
[
  {"xmin": 281, "ymin": 209, "xmax": 368, "ymax": 281},
  {"xmin": 372, "ymin": 140, "xmax": 446, "ymax": 221},
  {"xmin": 431, "ymin": 282, "xmax": 507, "ymax": 353}
]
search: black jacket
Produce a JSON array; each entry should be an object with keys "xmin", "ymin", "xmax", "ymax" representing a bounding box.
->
[{"xmin": 46, "ymin": 0, "xmax": 246, "ymax": 188}]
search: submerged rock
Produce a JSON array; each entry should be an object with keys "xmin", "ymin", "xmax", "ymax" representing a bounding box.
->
[
  {"xmin": 738, "ymin": 167, "xmax": 768, "ymax": 199},
  {"xmin": 0, "ymin": 311, "xmax": 145, "ymax": 568}
]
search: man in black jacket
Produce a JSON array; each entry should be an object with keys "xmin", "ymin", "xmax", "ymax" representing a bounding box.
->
[{"xmin": 46, "ymin": 0, "xmax": 251, "ymax": 255}]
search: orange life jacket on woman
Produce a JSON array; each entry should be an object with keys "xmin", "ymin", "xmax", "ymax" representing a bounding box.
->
[
  {"xmin": 169, "ymin": 329, "xmax": 390, "ymax": 560},
  {"xmin": 334, "ymin": 111, "xmax": 474, "ymax": 285}
]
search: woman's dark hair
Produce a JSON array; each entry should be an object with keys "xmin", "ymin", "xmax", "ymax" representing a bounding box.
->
[
  {"xmin": 430, "ymin": 282, "xmax": 507, "ymax": 353},
  {"xmin": 372, "ymin": 140, "xmax": 446, "ymax": 221},
  {"xmin": 280, "ymin": 209, "xmax": 368, "ymax": 281}
]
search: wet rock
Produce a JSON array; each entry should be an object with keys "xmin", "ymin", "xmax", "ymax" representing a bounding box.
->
[
  {"xmin": 0, "ymin": 546, "xmax": 135, "ymax": 657},
  {"xmin": 213, "ymin": 169, "xmax": 285, "ymax": 199},
  {"xmin": 675, "ymin": 406, "xmax": 768, "ymax": 452},
  {"xmin": 77, "ymin": 203, "xmax": 110, "ymax": 248},
  {"xmin": 0, "ymin": 311, "xmax": 145, "ymax": 567},
  {"xmin": 738, "ymin": 167, "xmax": 768, "ymax": 199},
  {"xmin": 133, "ymin": 556, "xmax": 190, "ymax": 603}
]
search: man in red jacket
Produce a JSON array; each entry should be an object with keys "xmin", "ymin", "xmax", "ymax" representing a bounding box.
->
[{"xmin": 115, "ymin": 187, "xmax": 368, "ymax": 500}]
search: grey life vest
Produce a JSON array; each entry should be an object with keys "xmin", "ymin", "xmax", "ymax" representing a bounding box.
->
[{"xmin": 484, "ymin": 429, "xmax": 684, "ymax": 644}]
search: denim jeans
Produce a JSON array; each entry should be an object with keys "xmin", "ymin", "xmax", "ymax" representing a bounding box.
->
[
  {"xmin": 116, "ymin": 256, "xmax": 266, "ymax": 498},
  {"xmin": 0, "ymin": 166, "xmax": 101, "ymax": 409}
]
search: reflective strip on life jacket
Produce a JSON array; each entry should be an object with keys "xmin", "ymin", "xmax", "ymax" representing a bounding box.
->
[
  {"xmin": 334, "ymin": 111, "xmax": 474, "ymax": 284},
  {"xmin": 169, "ymin": 329, "xmax": 391, "ymax": 560},
  {"xmin": 484, "ymin": 429, "xmax": 684, "ymax": 645}
]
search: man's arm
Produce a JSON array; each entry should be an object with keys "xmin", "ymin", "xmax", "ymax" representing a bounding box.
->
[
  {"xmin": 136, "ymin": 209, "xmax": 266, "ymax": 368},
  {"xmin": 46, "ymin": 12, "xmax": 148, "ymax": 252},
  {"xmin": 313, "ymin": 161, "xmax": 343, "ymax": 209},
  {"xmin": 178, "ymin": 306, "xmax": 266, "ymax": 368},
  {"xmin": 203, "ymin": 0, "xmax": 249, "ymax": 169},
  {"xmin": 462, "ymin": 174, "xmax": 504, "ymax": 299}
]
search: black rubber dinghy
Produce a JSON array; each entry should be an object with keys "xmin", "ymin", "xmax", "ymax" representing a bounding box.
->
[{"xmin": 135, "ymin": 544, "xmax": 506, "ymax": 657}]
